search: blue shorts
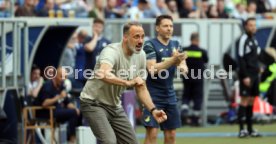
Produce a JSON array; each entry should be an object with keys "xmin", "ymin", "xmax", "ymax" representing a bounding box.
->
[{"xmin": 142, "ymin": 103, "xmax": 181, "ymax": 130}]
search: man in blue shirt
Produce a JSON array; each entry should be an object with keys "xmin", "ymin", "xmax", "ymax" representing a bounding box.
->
[
  {"xmin": 36, "ymin": 67, "xmax": 80, "ymax": 143},
  {"xmin": 142, "ymin": 15, "xmax": 187, "ymax": 144},
  {"xmin": 83, "ymin": 18, "xmax": 111, "ymax": 71}
]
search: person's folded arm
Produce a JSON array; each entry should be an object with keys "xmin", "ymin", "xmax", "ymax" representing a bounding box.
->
[{"xmin": 95, "ymin": 63, "xmax": 135, "ymax": 87}]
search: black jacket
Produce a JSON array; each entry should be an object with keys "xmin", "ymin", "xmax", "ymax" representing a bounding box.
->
[
  {"xmin": 183, "ymin": 44, "xmax": 209, "ymax": 80},
  {"xmin": 237, "ymin": 33, "xmax": 261, "ymax": 79}
]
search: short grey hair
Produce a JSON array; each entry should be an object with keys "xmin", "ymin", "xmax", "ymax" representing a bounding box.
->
[{"xmin": 123, "ymin": 22, "xmax": 142, "ymax": 35}]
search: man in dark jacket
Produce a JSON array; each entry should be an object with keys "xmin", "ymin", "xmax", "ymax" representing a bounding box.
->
[
  {"xmin": 237, "ymin": 17, "xmax": 262, "ymax": 138},
  {"xmin": 181, "ymin": 32, "xmax": 208, "ymax": 126}
]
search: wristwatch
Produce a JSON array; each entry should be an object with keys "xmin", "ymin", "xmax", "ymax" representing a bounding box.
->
[{"xmin": 150, "ymin": 107, "xmax": 157, "ymax": 115}]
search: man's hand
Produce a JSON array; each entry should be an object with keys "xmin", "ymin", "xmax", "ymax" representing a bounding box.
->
[
  {"xmin": 59, "ymin": 90, "xmax": 67, "ymax": 99},
  {"xmin": 172, "ymin": 51, "xmax": 188, "ymax": 65},
  {"xmin": 152, "ymin": 109, "xmax": 167, "ymax": 123},
  {"xmin": 259, "ymin": 67, "xmax": 264, "ymax": 73},
  {"xmin": 75, "ymin": 109, "xmax": 80, "ymax": 116},
  {"xmin": 93, "ymin": 30, "xmax": 98, "ymax": 39},
  {"xmin": 133, "ymin": 77, "xmax": 144, "ymax": 86},
  {"xmin": 38, "ymin": 77, "xmax": 44, "ymax": 84},
  {"xmin": 243, "ymin": 77, "xmax": 251, "ymax": 87},
  {"xmin": 126, "ymin": 77, "xmax": 144, "ymax": 87},
  {"xmin": 178, "ymin": 60, "xmax": 189, "ymax": 74},
  {"xmin": 182, "ymin": 51, "xmax": 188, "ymax": 59}
]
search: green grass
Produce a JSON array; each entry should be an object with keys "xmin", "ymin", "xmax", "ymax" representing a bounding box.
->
[
  {"xmin": 136, "ymin": 123, "xmax": 276, "ymax": 144},
  {"xmin": 142, "ymin": 137, "xmax": 276, "ymax": 144}
]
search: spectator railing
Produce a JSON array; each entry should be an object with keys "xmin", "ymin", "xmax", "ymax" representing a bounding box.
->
[
  {"xmin": 0, "ymin": 19, "xmax": 28, "ymax": 116},
  {"xmin": 0, "ymin": 19, "xmax": 28, "ymax": 90}
]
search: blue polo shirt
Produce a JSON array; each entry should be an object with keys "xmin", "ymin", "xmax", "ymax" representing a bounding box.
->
[
  {"xmin": 36, "ymin": 80, "xmax": 70, "ymax": 109},
  {"xmin": 143, "ymin": 38, "xmax": 179, "ymax": 104},
  {"xmin": 83, "ymin": 36, "xmax": 111, "ymax": 70}
]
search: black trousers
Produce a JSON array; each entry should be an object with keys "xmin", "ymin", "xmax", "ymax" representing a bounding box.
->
[{"xmin": 182, "ymin": 80, "xmax": 204, "ymax": 111}]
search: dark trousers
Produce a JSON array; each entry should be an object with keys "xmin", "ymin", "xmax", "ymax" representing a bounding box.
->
[
  {"xmin": 182, "ymin": 80, "xmax": 204, "ymax": 111},
  {"xmin": 80, "ymin": 99, "xmax": 138, "ymax": 144},
  {"xmin": 54, "ymin": 108, "xmax": 80, "ymax": 138}
]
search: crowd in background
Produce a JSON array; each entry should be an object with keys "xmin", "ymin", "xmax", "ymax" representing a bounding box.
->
[{"xmin": 0, "ymin": 0, "xmax": 276, "ymax": 20}]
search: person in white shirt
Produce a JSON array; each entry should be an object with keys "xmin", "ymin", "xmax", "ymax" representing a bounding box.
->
[
  {"xmin": 127, "ymin": 0, "xmax": 149, "ymax": 20},
  {"xmin": 28, "ymin": 65, "xmax": 44, "ymax": 99}
]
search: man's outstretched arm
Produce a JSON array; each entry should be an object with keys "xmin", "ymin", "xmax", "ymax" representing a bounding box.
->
[{"xmin": 134, "ymin": 79, "xmax": 167, "ymax": 123}]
